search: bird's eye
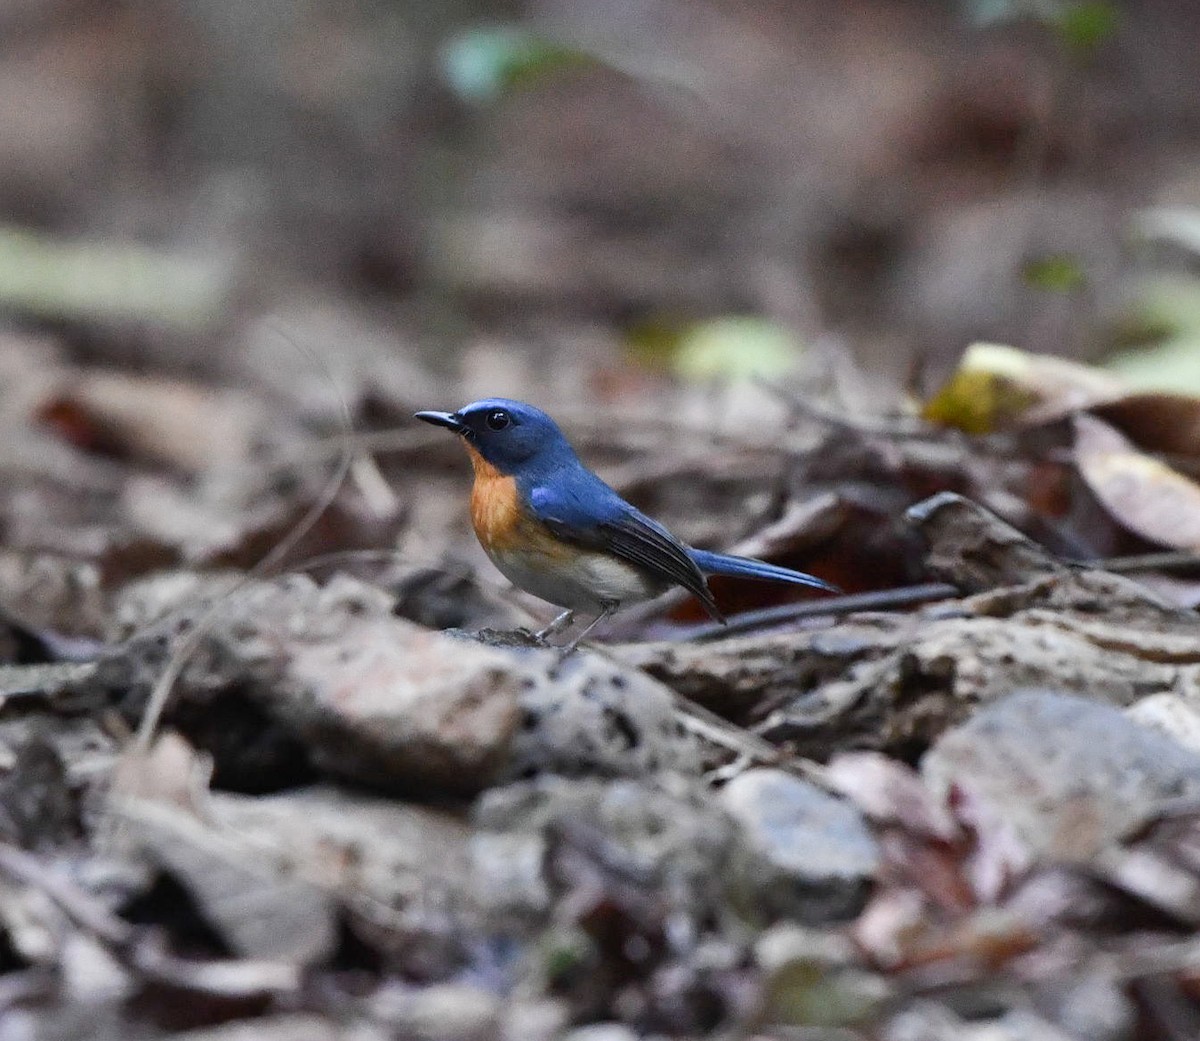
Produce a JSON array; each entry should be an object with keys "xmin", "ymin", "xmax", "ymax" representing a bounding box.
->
[{"xmin": 486, "ymin": 410, "xmax": 510, "ymax": 431}]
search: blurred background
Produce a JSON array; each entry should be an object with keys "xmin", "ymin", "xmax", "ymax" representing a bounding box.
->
[
  {"xmin": 4, "ymin": 0, "xmax": 1200, "ymax": 402},
  {"xmin": 2, "ymin": 0, "xmax": 1200, "ymax": 625}
]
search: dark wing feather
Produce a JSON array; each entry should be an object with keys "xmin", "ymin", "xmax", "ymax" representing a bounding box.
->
[
  {"xmin": 595, "ymin": 512, "xmax": 722, "ymax": 620},
  {"xmin": 529, "ymin": 475, "xmax": 723, "ymax": 621}
]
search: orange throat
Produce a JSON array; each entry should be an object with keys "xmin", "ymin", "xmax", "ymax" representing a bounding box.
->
[{"xmin": 465, "ymin": 442, "xmax": 522, "ymax": 553}]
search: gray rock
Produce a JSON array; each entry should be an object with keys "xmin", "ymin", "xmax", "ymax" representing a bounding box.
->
[
  {"xmin": 884, "ymin": 1005, "xmax": 1069, "ymax": 1041},
  {"xmin": 273, "ymin": 586, "xmax": 524, "ymax": 794},
  {"xmin": 117, "ymin": 798, "xmax": 339, "ymax": 964},
  {"xmin": 173, "ymin": 1015, "xmax": 389, "ymax": 1041},
  {"xmin": 1126, "ymin": 692, "xmax": 1200, "ymax": 754},
  {"xmin": 209, "ymin": 786, "xmax": 473, "ymax": 913},
  {"xmin": 505, "ymin": 649, "xmax": 700, "ymax": 781},
  {"xmin": 468, "ymin": 830, "xmax": 551, "ymax": 921},
  {"xmin": 472, "ymin": 775, "xmax": 738, "ymax": 930},
  {"xmin": 368, "ymin": 982, "xmax": 500, "ymax": 1041},
  {"xmin": 721, "ymin": 768, "xmax": 879, "ymax": 922},
  {"xmin": 106, "ymin": 573, "xmax": 522, "ymax": 794},
  {"xmin": 499, "ymin": 999, "xmax": 570, "ymax": 1041},
  {"xmin": 922, "ymin": 689, "xmax": 1200, "ymax": 865},
  {"xmin": 1036, "ymin": 972, "xmax": 1135, "ymax": 1041},
  {"xmin": 113, "ymin": 784, "xmax": 474, "ymax": 966},
  {"xmin": 562, "ymin": 1026, "xmax": 640, "ymax": 1041},
  {"xmin": 104, "ymin": 573, "xmax": 697, "ymax": 796}
]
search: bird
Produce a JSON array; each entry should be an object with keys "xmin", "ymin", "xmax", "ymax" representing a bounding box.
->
[{"xmin": 415, "ymin": 398, "xmax": 838, "ymax": 652}]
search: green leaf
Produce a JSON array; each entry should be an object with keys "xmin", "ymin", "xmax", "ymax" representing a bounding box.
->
[
  {"xmin": 624, "ymin": 316, "xmax": 688, "ymax": 372},
  {"xmin": 1021, "ymin": 252, "xmax": 1088, "ymax": 293},
  {"xmin": 960, "ymin": 0, "xmax": 1118, "ymax": 53},
  {"xmin": 440, "ymin": 26, "xmax": 589, "ymax": 103},
  {"xmin": 1054, "ymin": 1, "xmax": 1119, "ymax": 51},
  {"xmin": 1104, "ymin": 278, "xmax": 1200, "ymax": 395},
  {"xmin": 672, "ymin": 316, "xmax": 802, "ymax": 381},
  {"xmin": 0, "ymin": 226, "xmax": 228, "ymax": 329},
  {"xmin": 765, "ymin": 961, "xmax": 888, "ymax": 1027}
]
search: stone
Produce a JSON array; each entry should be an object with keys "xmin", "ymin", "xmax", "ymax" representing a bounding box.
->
[
  {"xmin": 721, "ymin": 768, "xmax": 879, "ymax": 922},
  {"xmin": 209, "ymin": 786, "xmax": 473, "ymax": 913},
  {"xmin": 103, "ymin": 573, "xmax": 698, "ymax": 796},
  {"xmin": 472, "ymin": 775, "xmax": 738, "ymax": 930},
  {"xmin": 368, "ymin": 982, "xmax": 500, "ymax": 1041},
  {"xmin": 922, "ymin": 689, "xmax": 1200, "ymax": 866},
  {"xmin": 105, "ymin": 573, "xmax": 524, "ymax": 794},
  {"xmin": 562, "ymin": 1026, "xmax": 640, "ymax": 1041},
  {"xmin": 503, "ymin": 648, "xmax": 700, "ymax": 781},
  {"xmin": 1126, "ymin": 692, "xmax": 1200, "ymax": 754}
]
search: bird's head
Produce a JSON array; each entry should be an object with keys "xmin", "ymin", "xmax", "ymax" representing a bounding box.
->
[{"xmin": 415, "ymin": 398, "xmax": 573, "ymax": 474}]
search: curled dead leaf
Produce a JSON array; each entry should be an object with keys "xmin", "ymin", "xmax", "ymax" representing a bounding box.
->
[
  {"xmin": 923, "ymin": 343, "xmax": 1125, "ymax": 434},
  {"xmin": 1074, "ymin": 414, "xmax": 1200, "ymax": 550},
  {"xmin": 1094, "ymin": 392, "xmax": 1200, "ymax": 458}
]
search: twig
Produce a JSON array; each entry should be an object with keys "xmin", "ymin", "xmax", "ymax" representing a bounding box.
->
[
  {"xmin": 671, "ymin": 695, "xmax": 832, "ymax": 789},
  {"xmin": 134, "ymin": 327, "xmax": 355, "ymax": 751},
  {"xmin": 756, "ymin": 378, "xmax": 936, "ymax": 440},
  {"xmin": 672, "ymin": 583, "xmax": 960, "ymax": 642},
  {"xmin": 1079, "ymin": 550, "xmax": 1200, "ymax": 576}
]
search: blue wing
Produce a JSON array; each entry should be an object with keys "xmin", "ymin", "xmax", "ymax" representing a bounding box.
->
[{"xmin": 526, "ymin": 471, "xmax": 722, "ymax": 619}]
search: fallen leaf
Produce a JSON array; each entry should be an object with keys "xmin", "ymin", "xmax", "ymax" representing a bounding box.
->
[
  {"xmin": 1094, "ymin": 392, "xmax": 1200, "ymax": 458},
  {"xmin": 0, "ymin": 226, "xmax": 229, "ymax": 329},
  {"xmin": 440, "ymin": 27, "xmax": 592, "ymax": 104},
  {"xmin": 923, "ymin": 342, "xmax": 1125, "ymax": 434},
  {"xmin": 37, "ymin": 371, "xmax": 275, "ymax": 472},
  {"xmin": 1074, "ymin": 413, "xmax": 1200, "ymax": 550},
  {"xmin": 109, "ymin": 732, "xmax": 213, "ymax": 811},
  {"xmin": 673, "ymin": 317, "xmax": 802, "ymax": 382}
]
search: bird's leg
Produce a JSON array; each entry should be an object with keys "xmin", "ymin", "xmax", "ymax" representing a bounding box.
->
[
  {"xmin": 558, "ymin": 602, "xmax": 618, "ymax": 657},
  {"xmin": 534, "ymin": 609, "xmax": 575, "ymax": 643}
]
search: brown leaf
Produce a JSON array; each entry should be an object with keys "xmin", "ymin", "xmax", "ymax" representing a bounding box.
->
[
  {"xmin": 1074, "ymin": 414, "xmax": 1200, "ymax": 550},
  {"xmin": 36, "ymin": 371, "xmax": 278, "ymax": 472},
  {"xmin": 1095, "ymin": 392, "xmax": 1200, "ymax": 458}
]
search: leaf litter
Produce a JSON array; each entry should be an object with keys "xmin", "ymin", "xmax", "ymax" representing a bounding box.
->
[{"xmin": 4, "ymin": 329, "xmax": 1200, "ymax": 1040}]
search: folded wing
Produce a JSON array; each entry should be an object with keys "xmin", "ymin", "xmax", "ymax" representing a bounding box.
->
[{"xmin": 528, "ymin": 476, "xmax": 723, "ymax": 620}]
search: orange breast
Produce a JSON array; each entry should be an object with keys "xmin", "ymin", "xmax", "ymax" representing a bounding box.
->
[
  {"xmin": 465, "ymin": 443, "xmax": 524, "ymax": 553},
  {"xmin": 465, "ymin": 442, "xmax": 573, "ymax": 561}
]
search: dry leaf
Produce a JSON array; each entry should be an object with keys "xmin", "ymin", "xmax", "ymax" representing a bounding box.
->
[
  {"xmin": 37, "ymin": 371, "xmax": 276, "ymax": 472},
  {"xmin": 1074, "ymin": 413, "xmax": 1200, "ymax": 550},
  {"xmin": 923, "ymin": 343, "xmax": 1125, "ymax": 434},
  {"xmin": 1094, "ymin": 391, "xmax": 1200, "ymax": 458},
  {"xmin": 109, "ymin": 731, "xmax": 213, "ymax": 811}
]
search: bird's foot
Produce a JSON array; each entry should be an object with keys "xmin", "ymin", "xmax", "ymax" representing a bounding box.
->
[
  {"xmin": 553, "ymin": 603, "xmax": 618, "ymax": 658},
  {"xmin": 534, "ymin": 609, "xmax": 576, "ymax": 643}
]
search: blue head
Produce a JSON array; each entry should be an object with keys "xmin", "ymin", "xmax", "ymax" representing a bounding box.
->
[{"xmin": 415, "ymin": 398, "xmax": 577, "ymax": 474}]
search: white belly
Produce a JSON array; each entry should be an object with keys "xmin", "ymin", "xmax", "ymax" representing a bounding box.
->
[{"xmin": 486, "ymin": 545, "xmax": 665, "ymax": 612}]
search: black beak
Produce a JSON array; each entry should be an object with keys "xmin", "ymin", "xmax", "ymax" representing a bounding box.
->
[{"xmin": 415, "ymin": 410, "xmax": 466, "ymax": 434}]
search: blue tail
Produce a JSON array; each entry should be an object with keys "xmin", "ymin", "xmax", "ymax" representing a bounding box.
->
[{"xmin": 690, "ymin": 549, "xmax": 839, "ymax": 593}]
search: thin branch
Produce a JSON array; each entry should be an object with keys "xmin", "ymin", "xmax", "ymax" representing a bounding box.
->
[
  {"xmin": 672, "ymin": 583, "xmax": 960, "ymax": 642},
  {"xmin": 134, "ymin": 327, "xmax": 355, "ymax": 752}
]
